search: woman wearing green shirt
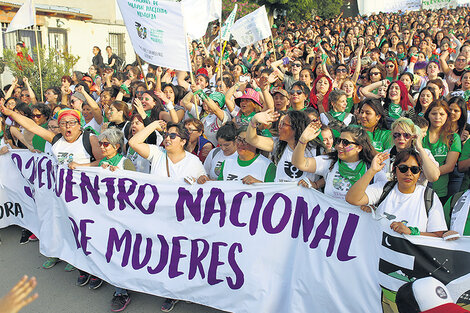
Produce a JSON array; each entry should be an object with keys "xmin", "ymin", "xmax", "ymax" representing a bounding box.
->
[
  {"xmin": 357, "ymin": 99, "xmax": 392, "ymax": 153},
  {"xmin": 383, "ymin": 81, "xmax": 412, "ymax": 128},
  {"xmin": 423, "ymin": 100, "xmax": 461, "ymax": 203}
]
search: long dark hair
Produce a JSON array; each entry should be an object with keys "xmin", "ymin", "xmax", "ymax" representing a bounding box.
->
[
  {"xmin": 327, "ymin": 125, "xmax": 377, "ymax": 166},
  {"xmin": 414, "ymin": 87, "xmax": 436, "ymax": 115},
  {"xmin": 423, "ymin": 99, "xmax": 453, "ymax": 149},
  {"xmin": 448, "ymin": 96, "xmax": 467, "ymax": 136},
  {"xmin": 357, "ymin": 99, "xmax": 388, "ymax": 131}
]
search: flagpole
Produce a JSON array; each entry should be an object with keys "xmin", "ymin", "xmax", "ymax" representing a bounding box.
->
[
  {"xmin": 135, "ymin": 52, "xmax": 149, "ymax": 90},
  {"xmin": 217, "ymin": 17, "xmax": 222, "ymax": 79},
  {"xmin": 34, "ymin": 24, "xmax": 44, "ymax": 102},
  {"xmin": 270, "ymin": 35, "xmax": 277, "ymax": 61}
]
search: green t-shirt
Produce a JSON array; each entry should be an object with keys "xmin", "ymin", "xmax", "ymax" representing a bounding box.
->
[
  {"xmin": 422, "ymin": 132, "xmax": 461, "ymax": 197},
  {"xmin": 217, "ymin": 155, "xmax": 276, "ymax": 182},
  {"xmin": 459, "ymin": 139, "xmax": 470, "ymax": 191},
  {"xmin": 367, "ymin": 129, "xmax": 392, "ymax": 152},
  {"xmin": 388, "ymin": 103, "xmax": 402, "ymax": 120},
  {"xmin": 32, "ymin": 123, "xmax": 48, "ymax": 152}
]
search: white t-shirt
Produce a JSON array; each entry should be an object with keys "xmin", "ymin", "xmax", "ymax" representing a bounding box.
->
[
  {"xmin": 204, "ymin": 148, "xmax": 237, "ymax": 180},
  {"xmin": 221, "ymin": 154, "xmax": 273, "ymax": 182},
  {"xmin": 202, "ymin": 111, "xmax": 231, "ymax": 146},
  {"xmin": 51, "ymin": 134, "xmax": 93, "ymax": 165},
  {"xmin": 365, "ymin": 181, "xmax": 447, "ymax": 232},
  {"xmin": 275, "ymin": 144, "xmax": 317, "ymax": 182},
  {"xmin": 314, "ymin": 156, "xmax": 361, "ymax": 200},
  {"xmin": 84, "ymin": 118, "xmax": 101, "ymax": 134},
  {"xmin": 374, "ymin": 148, "xmax": 438, "ymax": 186},
  {"xmin": 146, "ymin": 145, "xmax": 206, "ymax": 180}
]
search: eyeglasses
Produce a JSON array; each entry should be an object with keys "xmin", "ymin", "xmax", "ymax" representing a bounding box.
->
[
  {"xmin": 236, "ymin": 136, "xmax": 248, "ymax": 145},
  {"xmin": 370, "ymin": 72, "xmax": 381, "ymax": 76},
  {"xmin": 336, "ymin": 68, "xmax": 348, "ymax": 73},
  {"xmin": 397, "ymin": 164, "xmax": 421, "ymax": 174},
  {"xmin": 21, "ymin": 94, "xmax": 30, "ymax": 98},
  {"xmin": 293, "ymin": 63, "xmax": 302, "ymax": 68},
  {"xmin": 335, "ymin": 138, "xmax": 358, "ymax": 147},
  {"xmin": 164, "ymin": 132, "xmax": 181, "ymax": 140},
  {"xmin": 386, "ymin": 65, "xmax": 395, "ymax": 68},
  {"xmin": 289, "ymin": 89, "xmax": 303, "ymax": 95},
  {"xmin": 31, "ymin": 114, "xmax": 43, "ymax": 119},
  {"xmin": 186, "ymin": 128, "xmax": 199, "ymax": 133},
  {"xmin": 392, "ymin": 132, "xmax": 412, "ymax": 140},
  {"xmin": 99, "ymin": 141, "xmax": 112, "ymax": 148},
  {"xmin": 59, "ymin": 120, "xmax": 79, "ymax": 127},
  {"xmin": 135, "ymin": 90, "xmax": 146, "ymax": 95},
  {"xmin": 456, "ymin": 58, "xmax": 466, "ymax": 62}
]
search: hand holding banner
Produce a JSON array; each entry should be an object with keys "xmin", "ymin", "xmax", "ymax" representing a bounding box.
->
[
  {"xmin": 230, "ymin": 6, "xmax": 271, "ymax": 48},
  {"xmin": 117, "ymin": 0, "xmax": 191, "ymax": 71}
]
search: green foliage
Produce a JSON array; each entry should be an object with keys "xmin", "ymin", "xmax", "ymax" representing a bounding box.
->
[
  {"xmin": 312, "ymin": 0, "xmax": 343, "ymax": 19},
  {"xmin": 3, "ymin": 47, "xmax": 79, "ymax": 98},
  {"xmin": 222, "ymin": 0, "xmax": 259, "ymax": 19}
]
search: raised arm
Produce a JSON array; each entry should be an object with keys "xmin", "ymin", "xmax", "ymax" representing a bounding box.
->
[
  {"xmin": 351, "ymin": 44, "xmax": 363, "ymax": 84},
  {"xmin": 76, "ymin": 85, "xmax": 103, "ymax": 125},
  {"xmin": 415, "ymin": 135, "xmax": 440, "ymax": 182},
  {"xmin": 23, "ymin": 77, "xmax": 37, "ymax": 104},
  {"xmin": 292, "ymin": 121, "xmax": 321, "ymax": 172},
  {"xmin": 246, "ymin": 110, "xmax": 279, "ymax": 152},
  {"xmin": 176, "ymin": 70, "xmax": 190, "ymax": 91},
  {"xmin": 128, "ymin": 120, "xmax": 165, "ymax": 159},
  {"xmin": 439, "ymin": 50, "xmax": 451, "ymax": 75}
]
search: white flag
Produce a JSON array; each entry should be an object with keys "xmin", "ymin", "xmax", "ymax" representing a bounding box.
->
[
  {"xmin": 220, "ymin": 4, "xmax": 237, "ymax": 41},
  {"xmin": 182, "ymin": 0, "xmax": 221, "ymax": 40},
  {"xmin": 117, "ymin": 0, "xmax": 191, "ymax": 72},
  {"xmin": 230, "ymin": 6, "xmax": 271, "ymax": 48},
  {"xmin": 6, "ymin": 0, "xmax": 35, "ymax": 33}
]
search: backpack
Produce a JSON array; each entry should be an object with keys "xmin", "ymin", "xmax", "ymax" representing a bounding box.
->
[
  {"xmin": 375, "ymin": 181, "xmax": 435, "ymax": 215},
  {"xmin": 51, "ymin": 129, "xmax": 96, "ymax": 162}
]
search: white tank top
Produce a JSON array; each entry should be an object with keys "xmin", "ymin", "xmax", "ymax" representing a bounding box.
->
[
  {"xmin": 222, "ymin": 154, "xmax": 272, "ymax": 182},
  {"xmin": 275, "ymin": 145, "xmax": 317, "ymax": 182},
  {"xmin": 51, "ymin": 134, "xmax": 92, "ymax": 165}
]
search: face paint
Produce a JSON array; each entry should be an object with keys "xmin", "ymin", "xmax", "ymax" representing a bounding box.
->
[{"xmin": 344, "ymin": 145, "xmax": 355, "ymax": 152}]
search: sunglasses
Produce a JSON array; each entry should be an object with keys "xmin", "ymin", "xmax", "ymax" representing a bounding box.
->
[
  {"xmin": 31, "ymin": 114, "xmax": 43, "ymax": 119},
  {"xmin": 336, "ymin": 68, "xmax": 348, "ymax": 73},
  {"xmin": 386, "ymin": 65, "xmax": 395, "ymax": 68},
  {"xmin": 99, "ymin": 141, "xmax": 112, "ymax": 148},
  {"xmin": 397, "ymin": 164, "xmax": 421, "ymax": 174},
  {"xmin": 392, "ymin": 132, "xmax": 412, "ymax": 140},
  {"xmin": 293, "ymin": 63, "xmax": 302, "ymax": 67},
  {"xmin": 164, "ymin": 132, "xmax": 181, "ymax": 140},
  {"xmin": 289, "ymin": 89, "xmax": 303, "ymax": 95},
  {"xmin": 335, "ymin": 138, "xmax": 358, "ymax": 147}
]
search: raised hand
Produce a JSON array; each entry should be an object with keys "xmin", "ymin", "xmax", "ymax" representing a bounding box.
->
[
  {"xmin": 370, "ymin": 152, "xmax": 390, "ymax": 173},
  {"xmin": 299, "ymin": 121, "xmax": 321, "ymax": 143},
  {"xmin": 253, "ymin": 109, "xmax": 280, "ymax": 125}
]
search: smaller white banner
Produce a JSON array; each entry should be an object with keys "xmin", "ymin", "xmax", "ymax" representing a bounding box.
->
[
  {"xmin": 422, "ymin": 0, "xmax": 458, "ymax": 9},
  {"xmin": 230, "ymin": 6, "xmax": 271, "ymax": 48},
  {"xmin": 182, "ymin": 0, "xmax": 221, "ymax": 40},
  {"xmin": 358, "ymin": 0, "xmax": 421, "ymax": 15},
  {"xmin": 221, "ymin": 4, "xmax": 237, "ymax": 41},
  {"xmin": 6, "ymin": 0, "xmax": 35, "ymax": 33},
  {"xmin": 117, "ymin": 0, "xmax": 191, "ymax": 71}
]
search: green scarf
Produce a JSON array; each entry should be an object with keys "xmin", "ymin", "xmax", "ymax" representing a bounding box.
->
[
  {"xmin": 338, "ymin": 160, "xmax": 367, "ymax": 185},
  {"xmin": 389, "ymin": 103, "xmax": 402, "ymax": 120},
  {"xmin": 99, "ymin": 153, "xmax": 124, "ymax": 167},
  {"xmin": 345, "ymin": 97, "xmax": 354, "ymax": 113},
  {"xmin": 329, "ymin": 110, "xmax": 347, "ymax": 122}
]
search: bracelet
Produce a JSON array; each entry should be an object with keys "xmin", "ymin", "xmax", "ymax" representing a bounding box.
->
[
  {"xmin": 194, "ymin": 89, "xmax": 203, "ymax": 96},
  {"xmin": 409, "ymin": 226, "xmax": 420, "ymax": 236},
  {"xmin": 298, "ymin": 139, "xmax": 307, "ymax": 145},
  {"xmin": 120, "ymin": 84, "xmax": 130, "ymax": 94}
]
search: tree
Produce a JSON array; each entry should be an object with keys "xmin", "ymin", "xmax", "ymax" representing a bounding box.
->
[
  {"xmin": 256, "ymin": 0, "xmax": 288, "ymax": 25},
  {"xmin": 3, "ymin": 47, "xmax": 79, "ymax": 98},
  {"xmin": 312, "ymin": 0, "xmax": 343, "ymax": 19}
]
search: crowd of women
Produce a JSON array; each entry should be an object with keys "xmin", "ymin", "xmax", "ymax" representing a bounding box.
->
[{"xmin": 1, "ymin": 5, "xmax": 470, "ymax": 313}]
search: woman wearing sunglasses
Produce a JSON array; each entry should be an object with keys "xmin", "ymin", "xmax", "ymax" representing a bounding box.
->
[
  {"xmin": 289, "ymin": 81, "xmax": 310, "ymax": 111},
  {"xmin": 346, "ymin": 149, "xmax": 447, "ymax": 237},
  {"xmin": 374, "ymin": 118, "xmax": 440, "ymax": 185},
  {"xmin": 97, "ymin": 128, "xmax": 135, "ymax": 171},
  {"xmin": 292, "ymin": 124, "xmax": 376, "ymax": 200},
  {"xmin": 128, "ymin": 121, "xmax": 206, "ymax": 180}
]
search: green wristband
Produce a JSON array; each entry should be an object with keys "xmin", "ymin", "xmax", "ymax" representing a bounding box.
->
[
  {"xmin": 120, "ymin": 84, "xmax": 130, "ymax": 94},
  {"xmin": 409, "ymin": 227, "xmax": 420, "ymax": 236}
]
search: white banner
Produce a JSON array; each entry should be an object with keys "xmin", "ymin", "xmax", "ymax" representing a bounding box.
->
[
  {"xmin": 422, "ymin": 0, "xmax": 458, "ymax": 9},
  {"xmin": 221, "ymin": 4, "xmax": 237, "ymax": 41},
  {"xmin": 117, "ymin": 0, "xmax": 191, "ymax": 71},
  {"xmin": 1, "ymin": 151, "xmax": 469, "ymax": 313},
  {"xmin": 182, "ymin": 0, "xmax": 221, "ymax": 40},
  {"xmin": 6, "ymin": 0, "xmax": 35, "ymax": 33},
  {"xmin": 230, "ymin": 5, "xmax": 271, "ymax": 48},
  {"xmin": 358, "ymin": 0, "xmax": 421, "ymax": 15}
]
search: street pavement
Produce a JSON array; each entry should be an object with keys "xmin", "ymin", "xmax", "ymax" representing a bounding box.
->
[{"xmin": 0, "ymin": 225, "xmax": 227, "ymax": 313}]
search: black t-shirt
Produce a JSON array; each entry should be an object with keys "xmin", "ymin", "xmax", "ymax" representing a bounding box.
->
[{"xmin": 108, "ymin": 54, "xmax": 119, "ymax": 70}]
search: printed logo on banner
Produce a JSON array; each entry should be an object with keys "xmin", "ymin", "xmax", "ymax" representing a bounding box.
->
[
  {"xmin": 379, "ymin": 232, "xmax": 470, "ymax": 309},
  {"xmin": 135, "ymin": 22, "xmax": 147, "ymax": 39}
]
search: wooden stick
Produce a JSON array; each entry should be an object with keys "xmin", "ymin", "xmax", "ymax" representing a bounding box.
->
[
  {"xmin": 34, "ymin": 26, "xmax": 44, "ymax": 102},
  {"xmin": 189, "ymin": 71, "xmax": 199, "ymax": 119},
  {"xmin": 270, "ymin": 35, "xmax": 277, "ymax": 61},
  {"xmin": 135, "ymin": 53, "xmax": 149, "ymax": 90}
]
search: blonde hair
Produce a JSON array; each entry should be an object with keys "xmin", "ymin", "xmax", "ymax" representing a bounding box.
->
[{"xmin": 391, "ymin": 117, "xmax": 421, "ymax": 139}]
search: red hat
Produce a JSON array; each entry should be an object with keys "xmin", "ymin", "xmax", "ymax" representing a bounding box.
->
[
  {"xmin": 422, "ymin": 303, "xmax": 470, "ymax": 313},
  {"xmin": 235, "ymin": 88, "xmax": 262, "ymax": 107},
  {"xmin": 196, "ymin": 68, "xmax": 209, "ymax": 77}
]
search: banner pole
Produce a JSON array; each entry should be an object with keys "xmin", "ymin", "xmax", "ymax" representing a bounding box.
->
[
  {"xmin": 189, "ymin": 71, "xmax": 199, "ymax": 119},
  {"xmin": 270, "ymin": 35, "xmax": 277, "ymax": 61},
  {"xmin": 135, "ymin": 53, "xmax": 149, "ymax": 90},
  {"xmin": 216, "ymin": 41, "xmax": 227, "ymax": 74},
  {"xmin": 217, "ymin": 17, "xmax": 222, "ymax": 79},
  {"xmin": 34, "ymin": 25, "xmax": 44, "ymax": 102}
]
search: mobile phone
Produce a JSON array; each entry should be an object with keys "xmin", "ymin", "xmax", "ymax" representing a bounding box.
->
[{"xmin": 239, "ymin": 76, "xmax": 251, "ymax": 83}]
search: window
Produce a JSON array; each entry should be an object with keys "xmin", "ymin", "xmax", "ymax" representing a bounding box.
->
[
  {"xmin": 109, "ymin": 33, "xmax": 125, "ymax": 60},
  {"xmin": 48, "ymin": 28, "xmax": 68, "ymax": 53},
  {"xmin": 2, "ymin": 24, "xmax": 42, "ymax": 59}
]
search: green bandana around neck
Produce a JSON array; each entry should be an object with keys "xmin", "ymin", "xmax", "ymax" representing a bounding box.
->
[
  {"xmin": 329, "ymin": 110, "xmax": 347, "ymax": 122},
  {"xmin": 338, "ymin": 160, "xmax": 366, "ymax": 185},
  {"xmin": 99, "ymin": 153, "xmax": 124, "ymax": 167}
]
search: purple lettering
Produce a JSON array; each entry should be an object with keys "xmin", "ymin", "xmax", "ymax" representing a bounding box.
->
[
  {"xmin": 229, "ymin": 192, "xmax": 251, "ymax": 227},
  {"xmin": 79, "ymin": 219, "xmax": 94, "ymax": 256},
  {"xmin": 188, "ymin": 239, "xmax": 209, "ymax": 280},
  {"xmin": 117, "ymin": 178, "xmax": 137, "ymax": 211},
  {"xmin": 203, "ymin": 188, "xmax": 227, "ymax": 227},
  {"xmin": 227, "ymin": 243, "xmax": 244, "ymax": 290},
  {"xmin": 262, "ymin": 193, "xmax": 292, "ymax": 234},
  {"xmin": 79, "ymin": 172, "xmax": 100, "ymax": 205},
  {"xmin": 291, "ymin": 199, "xmax": 321, "ymax": 242},
  {"xmin": 309, "ymin": 207, "xmax": 338, "ymax": 257},
  {"xmin": 147, "ymin": 234, "xmax": 169, "ymax": 274},
  {"xmin": 249, "ymin": 192, "xmax": 265, "ymax": 235},
  {"xmin": 337, "ymin": 214, "xmax": 359, "ymax": 261},
  {"xmin": 64, "ymin": 169, "xmax": 78, "ymax": 203},
  {"xmin": 37, "ymin": 156, "xmax": 48, "ymax": 188},
  {"xmin": 168, "ymin": 236, "xmax": 188, "ymax": 278},
  {"xmin": 175, "ymin": 187, "xmax": 203, "ymax": 222},
  {"xmin": 135, "ymin": 183, "xmax": 158, "ymax": 214},
  {"xmin": 208, "ymin": 241, "xmax": 227, "ymax": 286},
  {"xmin": 55, "ymin": 168, "xmax": 66, "ymax": 197},
  {"xmin": 106, "ymin": 228, "xmax": 131, "ymax": 266},
  {"xmin": 101, "ymin": 177, "xmax": 116, "ymax": 211},
  {"xmin": 132, "ymin": 234, "xmax": 152, "ymax": 269},
  {"xmin": 69, "ymin": 217, "xmax": 81, "ymax": 249}
]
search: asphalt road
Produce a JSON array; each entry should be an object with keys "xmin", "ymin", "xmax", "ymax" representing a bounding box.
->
[{"xmin": 0, "ymin": 225, "xmax": 226, "ymax": 313}]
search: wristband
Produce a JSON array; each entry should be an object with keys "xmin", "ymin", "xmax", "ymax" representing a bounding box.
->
[
  {"xmin": 409, "ymin": 226, "xmax": 420, "ymax": 236},
  {"xmin": 165, "ymin": 102, "xmax": 175, "ymax": 111},
  {"xmin": 120, "ymin": 84, "xmax": 130, "ymax": 94},
  {"xmin": 298, "ymin": 139, "xmax": 307, "ymax": 145},
  {"xmin": 194, "ymin": 89, "xmax": 204, "ymax": 96}
]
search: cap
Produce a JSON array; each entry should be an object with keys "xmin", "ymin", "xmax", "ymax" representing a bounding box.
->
[
  {"xmin": 271, "ymin": 87, "xmax": 288, "ymax": 98},
  {"xmin": 234, "ymin": 88, "xmax": 261, "ymax": 107}
]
